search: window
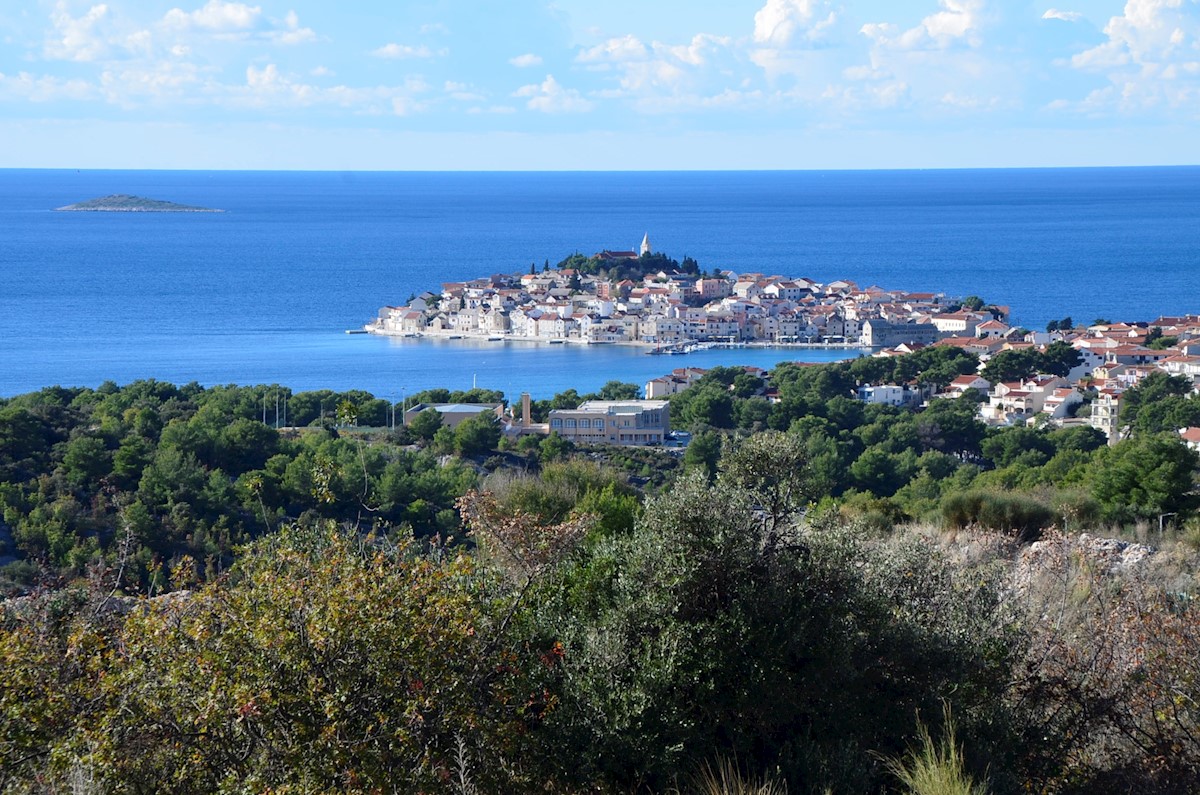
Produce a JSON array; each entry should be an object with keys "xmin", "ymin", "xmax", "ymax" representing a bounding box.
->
[
  {"xmin": 566, "ymin": 419, "xmax": 576, "ymax": 428},
  {"xmin": 579, "ymin": 419, "xmax": 590, "ymax": 428},
  {"xmin": 550, "ymin": 419, "xmax": 561, "ymax": 428}
]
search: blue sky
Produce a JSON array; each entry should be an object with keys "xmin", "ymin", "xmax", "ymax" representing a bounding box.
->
[{"xmin": 1, "ymin": 0, "xmax": 1197, "ymax": 169}]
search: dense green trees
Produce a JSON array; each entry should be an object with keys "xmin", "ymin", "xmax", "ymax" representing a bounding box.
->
[
  {"xmin": 1119, "ymin": 371, "xmax": 1200, "ymax": 435},
  {"xmin": 980, "ymin": 342, "xmax": 1082, "ymax": 383},
  {"xmin": 0, "ymin": 382, "xmax": 483, "ymax": 588},
  {"xmin": 453, "ymin": 412, "xmax": 502, "ymax": 457}
]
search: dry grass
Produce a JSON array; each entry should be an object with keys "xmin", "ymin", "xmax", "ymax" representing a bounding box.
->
[
  {"xmin": 883, "ymin": 706, "xmax": 987, "ymax": 795},
  {"xmin": 673, "ymin": 757, "xmax": 788, "ymax": 795}
]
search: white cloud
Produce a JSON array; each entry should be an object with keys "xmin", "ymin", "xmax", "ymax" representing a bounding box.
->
[
  {"xmin": 310, "ymin": 65, "xmax": 332, "ymax": 77},
  {"xmin": 371, "ymin": 42, "xmax": 439, "ymax": 59},
  {"xmin": 1072, "ymin": 0, "xmax": 1199, "ymax": 70},
  {"xmin": 656, "ymin": 33, "xmax": 733, "ymax": 67},
  {"xmin": 820, "ymin": 79, "xmax": 911, "ymax": 110},
  {"xmin": 509, "ymin": 53, "xmax": 543, "ymax": 67},
  {"xmin": 232, "ymin": 64, "xmax": 431, "ymax": 113},
  {"xmin": 444, "ymin": 80, "xmax": 485, "ymax": 101},
  {"xmin": 1043, "ymin": 9, "xmax": 1084, "ymax": 22},
  {"xmin": 749, "ymin": 0, "xmax": 839, "ymax": 81},
  {"xmin": 513, "ymin": 74, "xmax": 593, "ymax": 113},
  {"xmin": 163, "ymin": 1, "xmax": 261, "ymax": 32},
  {"xmin": 861, "ymin": 0, "xmax": 987, "ymax": 50},
  {"xmin": 576, "ymin": 34, "xmax": 649, "ymax": 64},
  {"xmin": 467, "ymin": 105, "xmax": 516, "ymax": 114},
  {"xmin": 0, "ymin": 70, "xmax": 97, "ymax": 101},
  {"xmin": 1060, "ymin": 0, "xmax": 1200, "ymax": 112},
  {"xmin": 843, "ymin": 64, "xmax": 888, "ymax": 81},
  {"xmin": 753, "ymin": 0, "xmax": 837, "ymax": 47},
  {"xmin": 97, "ymin": 60, "xmax": 204, "ymax": 106},
  {"xmin": 939, "ymin": 90, "xmax": 999, "ymax": 108},
  {"xmin": 48, "ymin": 0, "xmax": 318, "ymax": 63},
  {"xmin": 573, "ymin": 33, "xmax": 735, "ymax": 97},
  {"xmin": 269, "ymin": 10, "xmax": 316, "ymax": 45},
  {"xmin": 45, "ymin": 2, "xmax": 111, "ymax": 62}
]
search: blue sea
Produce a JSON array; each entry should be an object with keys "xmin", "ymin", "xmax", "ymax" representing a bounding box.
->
[{"xmin": 2, "ymin": 168, "xmax": 1198, "ymax": 400}]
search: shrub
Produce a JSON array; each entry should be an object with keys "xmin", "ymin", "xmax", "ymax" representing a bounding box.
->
[{"xmin": 942, "ymin": 491, "xmax": 1056, "ymax": 542}]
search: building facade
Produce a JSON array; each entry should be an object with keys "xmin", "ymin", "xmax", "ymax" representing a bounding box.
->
[{"xmin": 548, "ymin": 400, "xmax": 670, "ymax": 445}]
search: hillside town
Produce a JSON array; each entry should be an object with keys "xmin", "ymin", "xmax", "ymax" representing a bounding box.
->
[
  {"xmin": 368, "ymin": 236, "xmax": 975, "ymax": 350},
  {"xmin": 370, "ymin": 239, "xmax": 1200, "ymax": 449}
]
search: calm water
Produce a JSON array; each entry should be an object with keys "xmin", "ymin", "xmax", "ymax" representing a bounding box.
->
[{"xmin": 1, "ymin": 168, "xmax": 1198, "ymax": 399}]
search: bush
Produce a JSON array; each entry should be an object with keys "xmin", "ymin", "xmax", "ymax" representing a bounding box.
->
[{"xmin": 942, "ymin": 491, "xmax": 1056, "ymax": 542}]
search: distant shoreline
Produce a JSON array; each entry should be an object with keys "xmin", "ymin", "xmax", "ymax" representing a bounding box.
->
[
  {"xmin": 369, "ymin": 327, "xmax": 868, "ymax": 352},
  {"xmin": 55, "ymin": 194, "xmax": 223, "ymax": 213}
]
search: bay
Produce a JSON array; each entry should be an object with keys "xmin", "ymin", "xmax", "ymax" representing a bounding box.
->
[{"xmin": 1, "ymin": 167, "xmax": 1197, "ymax": 400}]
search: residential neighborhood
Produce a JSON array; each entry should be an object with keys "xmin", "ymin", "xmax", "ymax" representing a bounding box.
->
[{"xmin": 638, "ymin": 314, "xmax": 1200, "ymax": 448}]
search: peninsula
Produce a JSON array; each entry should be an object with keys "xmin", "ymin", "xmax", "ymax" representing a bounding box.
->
[
  {"xmin": 55, "ymin": 194, "xmax": 223, "ymax": 213},
  {"xmin": 368, "ymin": 235, "xmax": 991, "ymax": 350}
]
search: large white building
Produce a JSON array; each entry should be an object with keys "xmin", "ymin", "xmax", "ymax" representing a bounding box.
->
[{"xmin": 548, "ymin": 400, "xmax": 670, "ymax": 446}]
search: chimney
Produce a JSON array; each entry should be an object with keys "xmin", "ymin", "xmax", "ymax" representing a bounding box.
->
[{"xmin": 521, "ymin": 392, "xmax": 531, "ymax": 428}]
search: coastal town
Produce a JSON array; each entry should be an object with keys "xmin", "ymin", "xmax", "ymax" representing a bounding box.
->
[
  {"xmin": 369, "ymin": 234, "xmax": 967, "ymax": 350},
  {"xmin": 370, "ymin": 237, "xmax": 1200, "ymax": 449}
]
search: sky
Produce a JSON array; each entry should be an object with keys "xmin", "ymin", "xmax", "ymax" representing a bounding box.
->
[{"xmin": 1, "ymin": 0, "xmax": 1198, "ymax": 170}]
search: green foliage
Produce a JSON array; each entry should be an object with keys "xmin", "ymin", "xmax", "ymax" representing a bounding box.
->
[
  {"xmin": 595, "ymin": 380, "xmax": 641, "ymax": 400},
  {"xmin": 0, "ymin": 381, "xmax": 501, "ymax": 588},
  {"xmin": 980, "ymin": 343, "xmax": 1081, "ymax": 384},
  {"xmin": 408, "ymin": 406, "xmax": 444, "ymax": 441},
  {"xmin": 682, "ymin": 430, "xmax": 722, "ymax": 480},
  {"xmin": 538, "ymin": 431, "xmax": 573, "ymax": 463},
  {"xmin": 532, "ymin": 471, "xmax": 1016, "ymax": 793},
  {"xmin": 454, "ymin": 412, "xmax": 501, "ymax": 457},
  {"xmin": 942, "ymin": 491, "xmax": 1056, "ymax": 541},
  {"xmin": 1120, "ymin": 370, "xmax": 1199, "ymax": 435},
  {"xmin": 556, "ymin": 250, "xmax": 694, "ymax": 283},
  {"xmin": 981, "ymin": 427, "xmax": 1054, "ymax": 469},
  {"xmin": 0, "ymin": 524, "xmax": 558, "ymax": 793},
  {"xmin": 851, "ymin": 447, "xmax": 918, "ymax": 497},
  {"xmin": 1090, "ymin": 433, "xmax": 1199, "ymax": 520}
]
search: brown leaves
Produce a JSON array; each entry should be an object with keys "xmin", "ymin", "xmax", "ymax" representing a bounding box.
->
[{"xmin": 456, "ymin": 491, "xmax": 590, "ymax": 582}]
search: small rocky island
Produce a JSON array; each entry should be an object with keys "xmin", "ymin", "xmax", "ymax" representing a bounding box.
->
[{"xmin": 55, "ymin": 194, "xmax": 223, "ymax": 213}]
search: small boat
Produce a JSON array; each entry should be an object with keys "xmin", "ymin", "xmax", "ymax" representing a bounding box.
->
[
  {"xmin": 448, "ymin": 334, "xmax": 463, "ymax": 340},
  {"xmin": 488, "ymin": 336, "xmax": 503, "ymax": 341},
  {"xmin": 548, "ymin": 339, "xmax": 564, "ymax": 344}
]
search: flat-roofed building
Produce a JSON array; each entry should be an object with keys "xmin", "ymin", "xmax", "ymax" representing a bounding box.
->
[
  {"xmin": 548, "ymin": 400, "xmax": 670, "ymax": 446},
  {"xmin": 402, "ymin": 402, "xmax": 503, "ymax": 430}
]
